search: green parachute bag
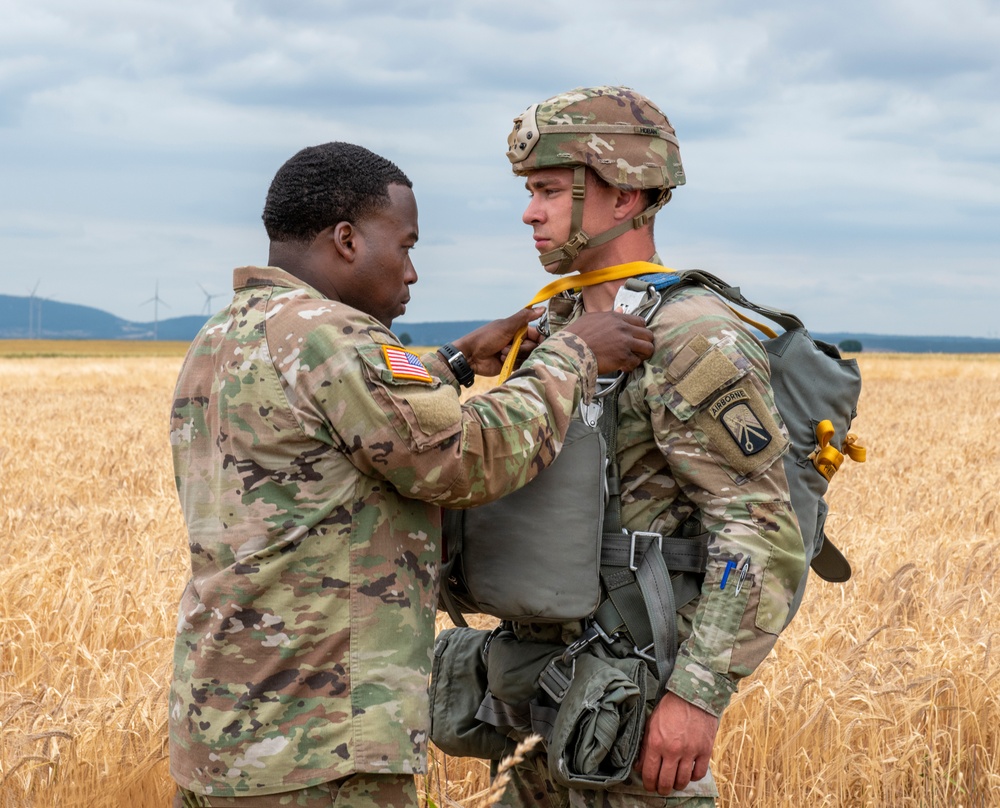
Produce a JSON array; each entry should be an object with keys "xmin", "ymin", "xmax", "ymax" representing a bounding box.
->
[{"xmin": 659, "ymin": 270, "xmax": 865, "ymax": 623}]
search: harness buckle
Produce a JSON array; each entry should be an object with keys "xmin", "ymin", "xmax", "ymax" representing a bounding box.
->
[
  {"xmin": 579, "ymin": 399, "xmax": 603, "ymax": 427},
  {"xmin": 612, "ymin": 287, "xmax": 648, "ymax": 316},
  {"xmin": 481, "ymin": 623, "xmax": 507, "ymax": 663},
  {"xmin": 539, "ymin": 622, "xmax": 617, "ymax": 704},
  {"xmin": 632, "ymin": 642, "xmax": 657, "ymax": 664},
  {"xmin": 560, "ymin": 623, "xmax": 609, "ymax": 664},
  {"xmin": 538, "ymin": 656, "xmax": 575, "ymax": 704},
  {"xmin": 629, "ymin": 531, "xmax": 663, "ymax": 572},
  {"xmin": 593, "ymin": 372, "xmax": 627, "ymax": 399}
]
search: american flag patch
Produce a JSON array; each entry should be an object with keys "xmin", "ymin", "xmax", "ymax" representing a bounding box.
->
[{"xmin": 381, "ymin": 345, "xmax": 433, "ymax": 384}]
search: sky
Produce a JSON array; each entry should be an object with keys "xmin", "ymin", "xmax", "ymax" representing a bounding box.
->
[{"xmin": 2, "ymin": 0, "xmax": 998, "ymax": 337}]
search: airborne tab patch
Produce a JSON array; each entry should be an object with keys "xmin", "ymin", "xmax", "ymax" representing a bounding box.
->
[{"xmin": 382, "ymin": 345, "xmax": 433, "ymax": 384}]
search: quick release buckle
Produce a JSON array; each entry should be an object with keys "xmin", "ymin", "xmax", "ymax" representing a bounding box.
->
[
  {"xmin": 538, "ymin": 657, "xmax": 575, "ymax": 703},
  {"xmin": 561, "ymin": 623, "xmax": 611, "ymax": 663},
  {"xmin": 579, "ymin": 398, "xmax": 603, "ymax": 427},
  {"xmin": 629, "ymin": 531, "xmax": 663, "ymax": 572},
  {"xmin": 537, "ymin": 623, "xmax": 614, "ymax": 703}
]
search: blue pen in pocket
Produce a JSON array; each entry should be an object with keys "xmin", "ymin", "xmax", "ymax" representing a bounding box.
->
[{"xmin": 720, "ymin": 559, "xmax": 737, "ymax": 590}]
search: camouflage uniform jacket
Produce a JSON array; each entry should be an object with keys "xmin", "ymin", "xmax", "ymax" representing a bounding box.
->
[
  {"xmin": 519, "ymin": 255, "xmax": 805, "ymax": 719},
  {"xmin": 169, "ymin": 265, "xmax": 598, "ymax": 797}
]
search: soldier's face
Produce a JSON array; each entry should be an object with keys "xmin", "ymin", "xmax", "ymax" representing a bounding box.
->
[
  {"xmin": 346, "ymin": 183, "xmax": 419, "ymax": 328},
  {"xmin": 522, "ymin": 168, "xmax": 619, "ymax": 274}
]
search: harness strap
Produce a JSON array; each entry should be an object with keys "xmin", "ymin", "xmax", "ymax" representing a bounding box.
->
[
  {"xmin": 593, "ymin": 573, "xmax": 701, "ymax": 640},
  {"xmin": 600, "ymin": 379, "xmax": 623, "ymax": 534},
  {"xmin": 498, "ymin": 261, "xmax": 677, "ymax": 382},
  {"xmin": 677, "ymin": 269, "xmax": 804, "ymax": 334},
  {"xmin": 600, "ymin": 532, "xmax": 709, "ymax": 575},
  {"xmin": 438, "ymin": 518, "xmax": 469, "ymax": 628},
  {"xmin": 591, "ymin": 317, "xmax": 692, "ymax": 695},
  {"xmin": 632, "ymin": 542, "xmax": 678, "ymax": 697},
  {"xmin": 599, "ymin": 566, "xmax": 654, "ymax": 649}
]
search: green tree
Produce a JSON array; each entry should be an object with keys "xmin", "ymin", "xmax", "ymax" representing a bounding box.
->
[
  {"xmin": 838, "ymin": 339, "xmax": 863, "ymax": 353},
  {"xmin": 399, "ymin": 332, "xmax": 413, "ymax": 346}
]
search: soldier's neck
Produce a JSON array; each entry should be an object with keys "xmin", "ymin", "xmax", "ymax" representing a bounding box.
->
[
  {"xmin": 581, "ymin": 281, "xmax": 626, "ymax": 313},
  {"xmin": 578, "ymin": 246, "xmax": 658, "ymax": 313}
]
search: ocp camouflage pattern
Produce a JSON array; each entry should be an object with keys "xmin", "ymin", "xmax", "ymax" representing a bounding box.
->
[
  {"xmin": 505, "ymin": 260, "xmax": 805, "ymax": 805},
  {"xmin": 506, "ymin": 86, "xmax": 686, "ymax": 191},
  {"xmin": 515, "ymin": 256, "xmax": 806, "ymax": 720},
  {"xmin": 168, "ymin": 265, "xmax": 598, "ymax": 797}
]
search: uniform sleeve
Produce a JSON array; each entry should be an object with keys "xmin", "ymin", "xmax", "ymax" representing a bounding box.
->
[
  {"xmin": 643, "ymin": 291, "xmax": 806, "ymax": 717},
  {"xmin": 284, "ymin": 308, "xmax": 598, "ymax": 509}
]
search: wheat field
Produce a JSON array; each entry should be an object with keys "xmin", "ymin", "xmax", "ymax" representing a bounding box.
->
[{"xmin": 1, "ymin": 346, "xmax": 998, "ymax": 807}]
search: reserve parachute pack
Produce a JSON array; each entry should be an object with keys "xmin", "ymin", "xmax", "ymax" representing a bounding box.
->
[{"xmin": 439, "ymin": 264, "xmax": 865, "ymax": 693}]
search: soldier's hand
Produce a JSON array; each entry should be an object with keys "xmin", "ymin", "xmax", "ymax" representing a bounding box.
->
[
  {"xmin": 563, "ymin": 311, "xmax": 654, "ymax": 374},
  {"xmin": 451, "ymin": 307, "xmax": 546, "ymax": 377},
  {"xmin": 636, "ymin": 691, "xmax": 719, "ymax": 795},
  {"xmin": 498, "ymin": 326, "xmax": 543, "ymax": 371}
]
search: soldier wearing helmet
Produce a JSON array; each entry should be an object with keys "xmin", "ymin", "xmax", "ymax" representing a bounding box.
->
[
  {"xmin": 507, "ymin": 86, "xmax": 685, "ymax": 276},
  {"xmin": 480, "ymin": 87, "xmax": 806, "ymax": 807}
]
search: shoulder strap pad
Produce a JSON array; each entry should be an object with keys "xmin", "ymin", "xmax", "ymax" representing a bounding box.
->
[
  {"xmin": 634, "ymin": 272, "xmax": 683, "ymax": 293},
  {"xmin": 669, "ymin": 269, "xmax": 805, "ymax": 333}
]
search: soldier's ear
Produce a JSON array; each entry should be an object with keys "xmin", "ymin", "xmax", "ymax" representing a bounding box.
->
[
  {"xmin": 330, "ymin": 221, "xmax": 359, "ymax": 261},
  {"xmin": 612, "ymin": 187, "xmax": 644, "ymax": 221}
]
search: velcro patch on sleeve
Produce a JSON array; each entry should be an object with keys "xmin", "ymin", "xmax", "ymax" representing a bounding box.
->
[
  {"xmin": 674, "ymin": 347, "xmax": 741, "ymax": 407},
  {"xmin": 666, "ymin": 334, "xmax": 711, "ymax": 380},
  {"xmin": 408, "ymin": 389, "xmax": 463, "ymax": 437},
  {"xmin": 381, "ymin": 345, "xmax": 433, "ymax": 384},
  {"xmin": 697, "ymin": 382, "xmax": 786, "ymax": 478}
]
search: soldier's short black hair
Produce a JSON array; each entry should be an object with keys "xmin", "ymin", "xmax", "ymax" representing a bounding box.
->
[{"xmin": 262, "ymin": 142, "xmax": 412, "ymax": 242}]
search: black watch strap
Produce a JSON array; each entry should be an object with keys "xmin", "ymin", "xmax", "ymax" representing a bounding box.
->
[{"xmin": 438, "ymin": 343, "xmax": 475, "ymax": 388}]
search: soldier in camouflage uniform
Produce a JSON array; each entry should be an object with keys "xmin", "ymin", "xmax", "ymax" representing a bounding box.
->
[
  {"xmin": 485, "ymin": 87, "xmax": 807, "ymax": 807},
  {"xmin": 168, "ymin": 142, "xmax": 655, "ymax": 808}
]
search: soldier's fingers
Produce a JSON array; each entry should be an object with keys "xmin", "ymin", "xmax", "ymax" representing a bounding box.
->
[
  {"xmin": 640, "ymin": 750, "xmax": 661, "ymax": 793},
  {"xmin": 616, "ymin": 312, "xmax": 647, "ymax": 327},
  {"xmin": 692, "ymin": 754, "xmax": 710, "ymax": 784},
  {"xmin": 672, "ymin": 757, "xmax": 695, "ymax": 791},
  {"xmin": 656, "ymin": 759, "xmax": 679, "ymax": 796},
  {"xmin": 632, "ymin": 331, "xmax": 655, "ymax": 358},
  {"xmin": 510, "ymin": 306, "xmax": 545, "ymax": 325}
]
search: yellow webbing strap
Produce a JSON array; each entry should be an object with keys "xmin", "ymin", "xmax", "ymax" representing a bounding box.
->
[
  {"xmin": 498, "ymin": 261, "xmax": 674, "ymax": 382},
  {"xmin": 729, "ymin": 309, "xmax": 778, "ymax": 340},
  {"xmin": 810, "ymin": 420, "xmax": 867, "ymax": 481}
]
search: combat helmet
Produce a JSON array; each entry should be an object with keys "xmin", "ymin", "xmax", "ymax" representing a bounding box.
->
[{"xmin": 507, "ymin": 86, "xmax": 685, "ymax": 272}]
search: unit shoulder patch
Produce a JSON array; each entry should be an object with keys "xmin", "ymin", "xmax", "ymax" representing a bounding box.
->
[
  {"xmin": 717, "ymin": 399, "xmax": 772, "ymax": 456},
  {"xmin": 696, "ymin": 380, "xmax": 787, "ymax": 480},
  {"xmin": 381, "ymin": 345, "xmax": 433, "ymax": 384}
]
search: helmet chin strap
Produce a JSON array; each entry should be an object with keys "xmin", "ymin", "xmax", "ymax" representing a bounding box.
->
[{"xmin": 537, "ymin": 166, "xmax": 672, "ymax": 274}]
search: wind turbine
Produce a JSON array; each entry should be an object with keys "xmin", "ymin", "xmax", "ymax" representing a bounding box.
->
[
  {"xmin": 199, "ymin": 284, "xmax": 219, "ymax": 316},
  {"xmin": 27, "ymin": 281, "xmax": 40, "ymax": 339},
  {"xmin": 142, "ymin": 281, "xmax": 169, "ymax": 340}
]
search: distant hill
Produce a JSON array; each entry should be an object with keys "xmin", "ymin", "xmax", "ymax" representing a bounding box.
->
[
  {"xmin": 807, "ymin": 332, "xmax": 1000, "ymax": 354},
  {"xmin": 0, "ymin": 294, "xmax": 208, "ymax": 341},
  {"xmin": 2, "ymin": 294, "xmax": 999, "ymax": 353}
]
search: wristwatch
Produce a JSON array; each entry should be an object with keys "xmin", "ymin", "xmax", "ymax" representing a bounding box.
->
[{"xmin": 437, "ymin": 343, "xmax": 475, "ymax": 388}]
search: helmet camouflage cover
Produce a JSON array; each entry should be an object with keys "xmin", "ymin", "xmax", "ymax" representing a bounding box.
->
[{"xmin": 506, "ymin": 86, "xmax": 685, "ymax": 191}]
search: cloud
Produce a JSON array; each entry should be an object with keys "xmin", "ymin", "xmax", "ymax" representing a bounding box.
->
[{"xmin": 1, "ymin": 0, "xmax": 997, "ymax": 335}]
